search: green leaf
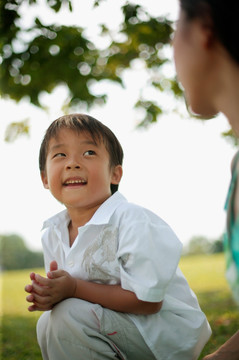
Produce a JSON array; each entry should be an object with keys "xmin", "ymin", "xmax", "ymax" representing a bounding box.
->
[{"xmin": 4, "ymin": 119, "xmax": 30, "ymax": 142}]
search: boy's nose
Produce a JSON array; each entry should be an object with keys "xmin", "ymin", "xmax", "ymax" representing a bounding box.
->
[
  {"xmin": 66, "ymin": 164, "xmax": 80, "ymax": 169},
  {"xmin": 66, "ymin": 159, "xmax": 81, "ymax": 169}
]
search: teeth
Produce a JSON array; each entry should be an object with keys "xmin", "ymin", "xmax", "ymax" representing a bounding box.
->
[{"xmin": 65, "ymin": 180, "xmax": 86, "ymax": 184}]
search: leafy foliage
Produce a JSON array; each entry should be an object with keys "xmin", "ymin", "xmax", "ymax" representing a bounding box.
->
[
  {"xmin": 0, "ymin": 234, "xmax": 44, "ymax": 270},
  {"xmin": 0, "ymin": 0, "xmax": 180, "ymax": 131},
  {"xmin": 222, "ymin": 129, "xmax": 239, "ymax": 146},
  {"xmin": 184, "ymin": 235, "xmax": 223, "ymax": 255},
  {"xmin": 4, "ymin": 118, "xmax": 30, "ymax": 141},
  {"xmin": 1, "ymin": 0, "xmax": 235, "ymax": 144}
]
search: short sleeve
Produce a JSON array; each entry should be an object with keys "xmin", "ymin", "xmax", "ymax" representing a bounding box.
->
[{"xmin": 117, "ymin": 210, "xmax": 182, "ymax": 302}]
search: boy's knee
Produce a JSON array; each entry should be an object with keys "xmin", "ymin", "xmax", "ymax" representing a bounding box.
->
[
  {"xmin": 50, "ymin": 298, "xmax": 100, "ymax": 332},
  {"xmin": 37, "ymin": 298, "xmax": 102, "ymax": 349},
  {"xmin": 37, "ymin": 311, "xmax": 50, "ymax": 348}
]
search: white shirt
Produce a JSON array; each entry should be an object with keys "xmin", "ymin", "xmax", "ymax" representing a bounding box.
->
[{"xmin": 41, "ymin": 191, "xmax": 211, "ymax": 360}]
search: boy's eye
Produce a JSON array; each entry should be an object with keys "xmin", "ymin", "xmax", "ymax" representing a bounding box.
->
[
  {"xmin": 84, "ymin": 150, "xmax": 96, "ymax": 156},
  {"xmin": 53, "ymin": 153, "xmax": 66, "ymax": 158}
]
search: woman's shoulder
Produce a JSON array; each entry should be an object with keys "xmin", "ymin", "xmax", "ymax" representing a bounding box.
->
[
  {"xmin": 225, "ymin": 151, "xmax": 239, "ymax": 222},
  {"xmin": 230, "ymin": 150, "xmax": 239, "ymax": 173}
]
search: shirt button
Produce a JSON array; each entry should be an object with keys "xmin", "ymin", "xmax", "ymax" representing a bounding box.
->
[{"xmin": 68, "ymin": 261, "xmax": 74, "ymax": 267}]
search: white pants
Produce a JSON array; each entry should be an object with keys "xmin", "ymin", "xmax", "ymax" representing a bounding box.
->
[{"xmin": 37, "ymin": 298, "xmax": 155, "ymax": 360}]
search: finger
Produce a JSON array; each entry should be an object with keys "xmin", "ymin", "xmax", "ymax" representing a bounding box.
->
[
  {"xmin": 50, "ymin": 260, "xmax": 58, "ymax": 272},
  {"xmin": 25, "ymin": 284, "xmax": 33, "ymax": 293},
  {"xmin": 30, "ymin": 272, "xmax": 36, "ymax": 281},
  {"xmin": 32, "ymin": 282, "xmax": 51, "ymax": 296},
  {"xmin": 28, "ymin": 304, "xmax": 37, "ymax": 312},
  {"xmin": 47, "ymin": 269, "xmax": 66, "ymax": 279},
  {"xmin": 35, "ymin": 273, "xmax": 51, "ymax": 286},
  {"xmin": 28, "ymin": 302, "xmax": 52, "ymax": 312},
  {"xmin": 28, "ymin": 304, "xmax": 53, "ymax": 312},
  {"xmin": 32, "ymin": 296, "xmax": 55, "ymax": 311},
  {"xmin": 47, "ymin": 260, "xmax": 59, "ymax": 279},
  {"xmin": 26, "ymin": 293, "xmax": 34, "ymax": 303},
  {"xmin": 32, "ymin": 292, "xmax": 53, "ymax": 306}
]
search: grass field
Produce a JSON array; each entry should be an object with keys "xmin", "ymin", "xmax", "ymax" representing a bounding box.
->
[{"xmin": 1, "ymin": 253, "xmax": 238, "ymax": 359}]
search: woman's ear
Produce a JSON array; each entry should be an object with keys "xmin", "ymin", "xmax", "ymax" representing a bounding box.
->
[
  {"xmin": 111, "ymin": 165, "xmax": 123, "ymax": 185},
  {"xmin": 195, "ymin": 10, "xmax": 215, "ymax": 49},
  {"xmin": 41, "ymin": 171, "xmax": 49, "ymax": 189},
  {"xmin": 201, "ymin": 24, "xmax": 215, "ymax": 49}
]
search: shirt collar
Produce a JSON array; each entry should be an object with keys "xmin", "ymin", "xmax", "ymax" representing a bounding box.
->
[
  {"xmin": 42, "ymin": 209, "xmax": 70, "ymax": 230},
  {"xmin": 87, "ymin": 191, "xmax": 127, "ymax": 226},
  {"xmin": 42, "ymin": 191, "xmax": 127, "ymax": 230}
]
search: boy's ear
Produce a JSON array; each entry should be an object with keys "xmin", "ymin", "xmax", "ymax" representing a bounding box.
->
[
  {"xmin": 41, "ymin": 171, "xmax": 49, "ymax": 189},
  {"xmin": 111, "ymin": 165, "xmax": 123, "ymax": 185}
]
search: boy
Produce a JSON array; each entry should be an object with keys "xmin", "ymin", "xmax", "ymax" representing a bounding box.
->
[{"xmin": 25, "ymin": 113, "xmax": 211, "ymax": 360}]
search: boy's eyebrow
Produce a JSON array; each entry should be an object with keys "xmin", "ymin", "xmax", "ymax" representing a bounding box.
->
[
  {"xmin": 48, "ymin": 143, "xmax": 65, "ymax": 152},
  {"xmin": 81, "ymin": 140, "xmax": 98, "ymax": 146},
  {"xmin": 49, "ymin": 140, "xmax": 98, "ymax": 152}
]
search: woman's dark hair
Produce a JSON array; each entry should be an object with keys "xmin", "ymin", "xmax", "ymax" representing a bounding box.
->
[
  {"xmin": 179, "ymin": 0, "xmax": 239, "ymax": 64},
  {"xmin": 39, "ymin": 114, "xmax": 124, "ymax": 194}
]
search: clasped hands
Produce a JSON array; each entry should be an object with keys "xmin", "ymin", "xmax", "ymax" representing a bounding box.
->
[{"xmin": 25, "ymin": 260, "xmax": 77, "ymax": 312}]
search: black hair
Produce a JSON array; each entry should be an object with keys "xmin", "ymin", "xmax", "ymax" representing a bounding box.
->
[
  {"xmin": 39, "ymin": 113, "xmax": 124, "ymax": 194},
  {"xmin": 179, "ymin": 0, "xmax": 239, "ymax": 64}
]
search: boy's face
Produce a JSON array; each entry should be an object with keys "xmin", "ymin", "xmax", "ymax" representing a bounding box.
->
[{"xmin": 41, "ymin": 128, "xmax": 122, "ymax": 214}]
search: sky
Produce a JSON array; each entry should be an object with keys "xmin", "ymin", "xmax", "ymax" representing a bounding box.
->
[{"xmin": 0, "ymin": 0, "xmax": 237, "ymax": 251}]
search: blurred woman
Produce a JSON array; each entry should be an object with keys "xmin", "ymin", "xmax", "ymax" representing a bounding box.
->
[{"xmin": 173, "ymin": 1, "xmax": 239, "ymax": 359}]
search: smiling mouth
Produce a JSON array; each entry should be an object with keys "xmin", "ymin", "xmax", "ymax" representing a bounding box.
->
[{"xmin": 63, "ymin": 179, "xmax": 87, "ymax": 186}]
